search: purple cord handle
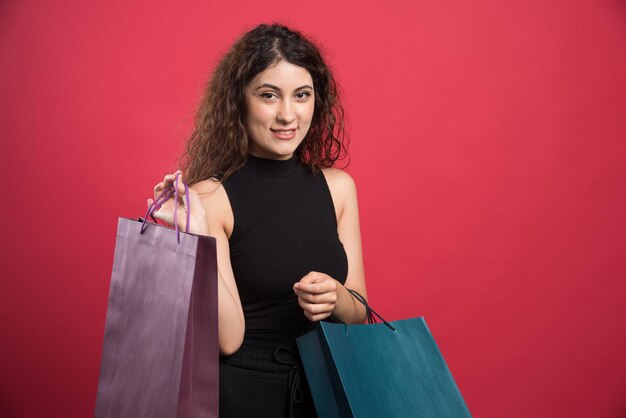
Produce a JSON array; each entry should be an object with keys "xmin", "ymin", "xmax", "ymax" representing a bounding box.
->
[{"xmin": 140, "ymin": 172, "xmax": 191, "ymax": 243}]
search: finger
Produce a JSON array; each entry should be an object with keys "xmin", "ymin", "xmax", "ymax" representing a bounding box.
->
[
  {"xmin": 297, "ymin": 299, "xmax": 334, "ymax": 315},
  {"xmin": 294, "ymin": 281, "xmax": 335, "ymax": 294},
  {"xmin": 304, "ymin": 311, "xmax": 331, "ymax": 322},
  {"xmin": 155, "ymin": 171, "xmax": 185, "ymax": 202},
  {"xmin": 299, "ymin": 271, "xmax": 329, "ymax": 284},
  {"xmin": 160, "ymin": 171, "xmax": 186, "ymax": 202},
  {"xmin": 294, "ymin": 290, "xmax": 336, "ymax": 304},
  {"xmin": 164, "ymin": 170, "xmax": 183, "ymax": 184},
  {"xmin": 147, "ymin": 198, "xmax": 154, "ymax": 209},
  {"xmin": 294, "ymin": 282, "xmax": 322, "ymax": 294},
  {"xmin": 153, "ymin": 181, "xmax": 166, "ymax": 200},
  {"xmin": 160, "ymin": 173, "xmax": 179, "ymax": 195},
  {"xmin": 163, "ymin": 173, "xmax": 175, "ymax": 184},
  {"xmin": 174, "ymin": 171, "xmax": 187, "ymax": 195}
]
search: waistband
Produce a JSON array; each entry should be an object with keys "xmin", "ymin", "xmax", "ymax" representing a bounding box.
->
[{"xmin": 220, "ymin": 338, "xmax": 305, "ymax": 418}]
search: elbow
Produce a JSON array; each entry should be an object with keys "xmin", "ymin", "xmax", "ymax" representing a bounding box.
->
[
  {"xmin": 219, "ymin": 336, "xmax": 243, "ymax": 356},
  {"xmin": 219, "ymin": 327, "xmax": 245, "ymax": 357}
]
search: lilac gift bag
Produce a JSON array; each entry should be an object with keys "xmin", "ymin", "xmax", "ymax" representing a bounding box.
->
[{"xmin": 95, "ymin": 176, "xmax": 218, "ymax": 418}]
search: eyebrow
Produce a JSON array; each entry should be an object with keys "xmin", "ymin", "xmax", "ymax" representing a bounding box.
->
[{"xmin": 254, "ymin": 83, "xmax": 314, "ymax": 92}]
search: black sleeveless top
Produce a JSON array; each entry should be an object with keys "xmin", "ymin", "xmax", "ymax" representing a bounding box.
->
[{"xmin": 222, "ymin": 154, "xmax": 349, "ymax": 342}]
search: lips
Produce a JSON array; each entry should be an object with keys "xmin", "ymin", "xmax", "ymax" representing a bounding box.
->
[{"xmin": 271, "ymin": 128, "xmax": 297, "ymax": 140}]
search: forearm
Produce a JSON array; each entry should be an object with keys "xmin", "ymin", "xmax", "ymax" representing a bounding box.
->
[
  {"xmin": 331, "ymin": 280, "xmax": 367, "ymax": 324},
  {"xmin": 217, "ymin": 271, "xmax": 245, "ymax": 356}
]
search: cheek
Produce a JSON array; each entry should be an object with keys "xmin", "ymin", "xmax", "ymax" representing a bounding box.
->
[
  {"xmin": 248, "ymin": 105, "xmax": 274, "ymax": 127},
  {"xmin": 301, "ymin": 102, "xmax": 315, "ymax": 123}
]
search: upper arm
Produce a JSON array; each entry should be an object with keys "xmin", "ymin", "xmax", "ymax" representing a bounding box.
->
[
  {"xmin": 190, "ymin": 179, "xmax": 242, "ymax": 308},
  {"xmin": 322, "ymin": 169, "xmax": 367, "ymax": 300}
]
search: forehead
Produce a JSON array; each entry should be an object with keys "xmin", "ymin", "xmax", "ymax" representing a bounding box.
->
[{"xmin": 249, "ymin": 60, "xmax": 313, "ymax": 90}]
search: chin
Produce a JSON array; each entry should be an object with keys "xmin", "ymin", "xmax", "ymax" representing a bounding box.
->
[
  {"xmin": 273, "ymin": 142, "xmax": 302, "ymax": 157},
  {"xmin": 250, "ymin": 136, "xmax": 304, "ymax": 159}
]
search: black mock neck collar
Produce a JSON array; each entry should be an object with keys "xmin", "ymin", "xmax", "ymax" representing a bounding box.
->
[{"xmin": 243, "ymin": 153, "xmax": 301, "ymax": 178}]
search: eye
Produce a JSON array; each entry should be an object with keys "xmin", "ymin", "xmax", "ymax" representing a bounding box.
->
[
  {"xmin": 295, "ymin": 91, "xmax": 312, "ymax": 100},
  {"xmin": 259, "ymin": 92, "xmax": 277, "ymax": 100}
]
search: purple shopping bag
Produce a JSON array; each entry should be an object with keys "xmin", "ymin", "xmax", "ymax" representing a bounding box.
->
[{"xmin": 95, "ymin": 177, "xmax": 218, "ymax": 418}]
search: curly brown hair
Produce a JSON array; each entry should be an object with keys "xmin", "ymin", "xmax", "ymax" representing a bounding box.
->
[{"xmin": 179, "ymin": 23, "xmax": 349, "ymax": 185}]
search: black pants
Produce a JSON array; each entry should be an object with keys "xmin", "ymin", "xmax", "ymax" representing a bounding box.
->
[{"xmin": 219, "ymin": 340, "xmax": 317, "ymax": 418}]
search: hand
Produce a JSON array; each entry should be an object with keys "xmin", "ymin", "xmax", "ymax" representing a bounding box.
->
[
  {"xmin": 293, "ymin": 272, "xmax": 339, "ymax": 322},
  {"xmin": 148, "ymin": 170, "xmax": 209, "ymax": 235}
]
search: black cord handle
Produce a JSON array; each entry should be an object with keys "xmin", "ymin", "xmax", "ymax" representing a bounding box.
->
[{"xmin": 345, "ymin": 288, "xmax": 396, "ymax": 332}]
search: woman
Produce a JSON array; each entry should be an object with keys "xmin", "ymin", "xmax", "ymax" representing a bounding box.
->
[{"xmin": 149, "ymin": 23, "xmax": 367, "ymax": 418}]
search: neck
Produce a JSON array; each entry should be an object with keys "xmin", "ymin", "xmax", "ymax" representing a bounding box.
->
[{"xmin": 243, "ymin": 153, "xmax": 300, "ymax": 178}]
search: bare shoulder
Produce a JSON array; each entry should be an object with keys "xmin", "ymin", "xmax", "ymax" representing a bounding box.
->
[
  {"xmin": 321, "ymin": 167, "xmax": 357, "ymax": 196},
  {"xmin": 190, "ymin": 177, "xmax": 221, "ymax": 194},
  {"xmin": 321, "ymin": 168, "xmax": 358, "ymax": 221},
  {"xmin": 190, "ymin": 178, "xmax": 234, "ymax": 236}
]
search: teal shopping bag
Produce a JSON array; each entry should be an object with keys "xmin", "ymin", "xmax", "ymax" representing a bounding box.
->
[{"xmin": 296, "ymin": 291, "xmax": 471, "ymax": 418}]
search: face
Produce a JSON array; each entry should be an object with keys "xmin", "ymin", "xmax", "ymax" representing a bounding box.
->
[{"xmin": 244, "ymin": 60, "xmax": 315, "ymax": 160}]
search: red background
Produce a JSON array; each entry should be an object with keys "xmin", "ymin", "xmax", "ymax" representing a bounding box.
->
[{"xmin": 1, "ymin": 1, "xmax": 625, "ymax": 417}]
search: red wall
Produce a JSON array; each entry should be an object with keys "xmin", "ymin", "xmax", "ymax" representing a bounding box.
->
[{"xmin": 1, "ymin": 1, "xmax": 625, "ymax": 417}]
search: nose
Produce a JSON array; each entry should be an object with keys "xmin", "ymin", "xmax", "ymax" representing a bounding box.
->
[{"xmin": 276, "ymin": 99, "xmax": 296, "ymax": 125}]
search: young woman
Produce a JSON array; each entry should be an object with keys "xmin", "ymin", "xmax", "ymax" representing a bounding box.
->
[{"xmin": 149, "ymin": 23, "xmax": 367, "ymax": 418}]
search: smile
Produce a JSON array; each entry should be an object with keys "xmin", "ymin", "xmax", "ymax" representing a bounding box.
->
[{"xmin": 271, "ymin": 128, "xmax": 297, "ymax": 140}]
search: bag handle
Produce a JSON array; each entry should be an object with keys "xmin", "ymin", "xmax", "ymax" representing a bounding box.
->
[
  {"xmin": 140, "ymin": 172, "xmax": 191, "ymax": 243},
  {"xmin": 344, "ymin": 288, "xmax": 396, "ymax": 332}
]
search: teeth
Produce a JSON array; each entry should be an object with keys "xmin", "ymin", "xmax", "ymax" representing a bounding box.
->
[{"xmin": 273, "ymin": 129, "xmax": 295, "ymax": 134}]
